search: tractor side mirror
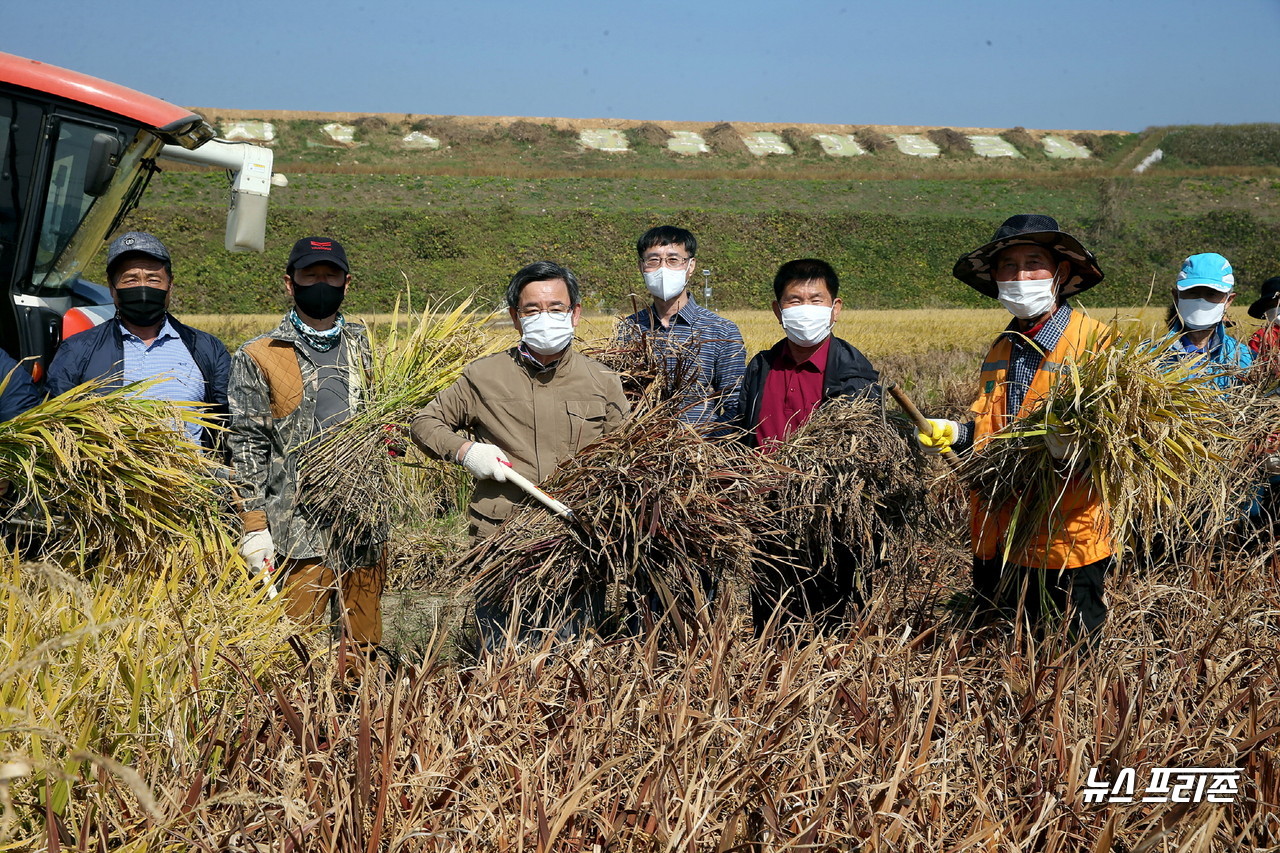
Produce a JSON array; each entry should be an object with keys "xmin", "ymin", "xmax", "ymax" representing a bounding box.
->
[{"xmin": 84, "ymin": 133, "xmax": 122, "ymax": 197}]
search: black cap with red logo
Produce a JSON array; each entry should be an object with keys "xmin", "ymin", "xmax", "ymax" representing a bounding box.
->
[{"xmin": 287, "ymin": 236, "xmax": 349, "ymax": 274}]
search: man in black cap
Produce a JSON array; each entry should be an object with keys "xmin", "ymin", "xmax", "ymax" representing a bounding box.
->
[
  {"xmin": 916, "ymin": 214, "xmax": 1114, "ymax": 642},
  {"xmin": 227, "ymin": 237, "xmax": 385, "ymax": 652},
  {"xmin": 44, "ymin": 231, "xmax": 231, "ymax": 452}
]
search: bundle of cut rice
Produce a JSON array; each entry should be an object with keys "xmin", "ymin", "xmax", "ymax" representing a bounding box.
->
[
  {"xmin": 582, "ymin": 321, "xmax": 707, "ymax": 414},
  {"xmin": 455, "ymin": 404, "xmax": 789, "ymax": 624},
  {"xmin": 297, "ymin": 296, "xmax": 504, "ymax": 555},
  {"xmin": 0, "ymin": 376, "xmax": 231, "ymax": 571},
  {"xmin": 958, "ymin": 331, "xmax": 1244, "ymax": 560},
  {"xmin": 769, "ymin": 395, "xmax": 931, "ymax": 574}
]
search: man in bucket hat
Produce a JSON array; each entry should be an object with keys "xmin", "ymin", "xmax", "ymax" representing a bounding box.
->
[{"xmin": 915, "ymin": 214, "xmax": 1114, "ymax": 642}]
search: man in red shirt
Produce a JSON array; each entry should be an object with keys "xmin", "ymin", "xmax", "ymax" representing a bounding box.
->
[{"xmin": 736, "ymin": 259, "xmax": 880, "ymax": 634}]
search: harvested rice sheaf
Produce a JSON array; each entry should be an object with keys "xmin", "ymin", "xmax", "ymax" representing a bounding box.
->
[
  {"xmin": 0, "ymin": 376, "xmax": 231, "ymax": 571},
  {"xmin": 297, "ymin": 296, "xmax": 503, "ymax": 553},
  {"xmin": 457, "ymin": 405, "xmax": 789, "ymax": 619},
  {"xmin": 959, "ymin": 330, "xmax": 1246, "ymax": 559},
  {"xmin": 582, "ymin": 320, "xmax": 706, "ymax": 414},
  {"xmin": 770, "ymin": 395, "xmax": 932, "ymax": 572}
]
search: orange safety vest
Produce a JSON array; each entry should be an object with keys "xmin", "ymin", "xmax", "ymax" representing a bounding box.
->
[{"xmin": 969, "ymin": 309, "xmax": 1114, "ymax": 570}]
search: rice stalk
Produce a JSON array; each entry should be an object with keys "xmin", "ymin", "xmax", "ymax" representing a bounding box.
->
[
  {"xmin": 581, "ymin": 319, "xmax": 707, "ymax": 415},
  {"xmin": 296, "ymin": 295, "xmax": 505, "ymax": 554},
  {"xmin": 456, "ymin": 403, "xmax": 790, "ymax": 625},
  {"xmin": 0, "ymin": 376, "xmax": 232, "ymax": 572},
  {"xmin": 770, "ymin": 395, "xmax": 931, "ymax": 574}
]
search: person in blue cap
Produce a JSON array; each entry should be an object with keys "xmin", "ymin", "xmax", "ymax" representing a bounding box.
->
[{"xmin": 1162, "ymin": 252, "xmax": 1252, "ymax": 388}]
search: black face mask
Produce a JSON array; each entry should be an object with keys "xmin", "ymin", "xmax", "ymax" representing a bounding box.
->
[
  {"xmin": 116, "ymin": 285, "xmax": 169, "ymax": 326},
  {"xmin": 293, "ymin": 282, "xmax": 346, "ymax": 320}
]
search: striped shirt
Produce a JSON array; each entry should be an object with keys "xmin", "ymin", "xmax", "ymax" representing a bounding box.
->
[
  {"xmin": 957, "ymin": 304, "xmax": 1072, "ymax": 449},
  {"xmin": 120, "ymin": 319, "xmax": 206, "ymax": 444},
  {"xmin": 622, "ymin": 295, "xmax": 747, "ymax": 425}
]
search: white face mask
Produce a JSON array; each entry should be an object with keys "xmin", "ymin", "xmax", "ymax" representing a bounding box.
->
[
  {"xmin": 995, "ymin": 276, "xmax": 1057, "ymax": 320},
  {"xmin": 1177, "ymin": 297, "xmax": 1226, "ymax": 331},
  {"xmin": 780, "ymin": 305, "xmax": 834, "ymax": 347},
  {"xmin": 643, "ymin": 267, "xmax": 687, "ymax": 301},
  {"xmin": 520, "ymin": 311, "xmax": 575, "ymax": 355},
  {"xmin": 1265, "ymin": 306, "xmax": 1280, "ymax": 324}
]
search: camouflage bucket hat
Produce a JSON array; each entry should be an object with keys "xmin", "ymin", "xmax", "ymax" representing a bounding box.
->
[{"xmin": 952, "ymin": 214, "xmax": 1104, "ymax": 299}]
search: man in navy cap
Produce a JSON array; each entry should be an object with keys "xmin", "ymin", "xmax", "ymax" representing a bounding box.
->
[{"xmin": 44, "ymin": 231, "xmax": 231, "ymax": 452}]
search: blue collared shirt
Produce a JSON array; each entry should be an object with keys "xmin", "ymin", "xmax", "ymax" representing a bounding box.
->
[
  {"xmin": 622, "ymin": 295, "xmax": 746, "ymax": 425},
  {"xmin": 120, "ymin": 319, "xmax": 206, "ymax": 445}
]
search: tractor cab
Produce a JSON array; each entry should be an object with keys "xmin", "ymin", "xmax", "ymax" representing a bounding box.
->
[{"xmin": 0, "ymin": 52, "xmax": 271, "ymax": 376}]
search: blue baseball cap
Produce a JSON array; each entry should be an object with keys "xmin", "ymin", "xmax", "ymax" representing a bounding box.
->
[{"xmin": 1176, "ymin": 252, "xmax": 1235, "ymax": 293}]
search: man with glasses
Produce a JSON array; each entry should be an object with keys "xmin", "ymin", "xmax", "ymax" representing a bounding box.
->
[
  {"xmin": 622, "ymin": 226, "xmax": 746, "ymax": 427},
  {"xmin": 412, "ymin": 261, "xmax": 629, "ymax": 646}
]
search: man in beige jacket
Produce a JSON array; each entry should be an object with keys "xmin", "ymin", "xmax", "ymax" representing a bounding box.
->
[{"xmin": 411, "ymin": 261, "xmax": 629, "ymax": 647}]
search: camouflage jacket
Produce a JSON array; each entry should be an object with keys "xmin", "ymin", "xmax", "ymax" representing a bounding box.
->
[{"xmin": 227, "ymin": 316, "xmax": 374, "ymax": 559}]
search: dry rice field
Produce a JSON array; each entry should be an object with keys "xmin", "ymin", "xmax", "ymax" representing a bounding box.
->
[{"xmin": 3, "ymin": 304, "xmax": 1278, "ymax": 851}]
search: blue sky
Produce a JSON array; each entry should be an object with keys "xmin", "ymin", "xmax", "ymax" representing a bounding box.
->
[{"xmin": 5, "ymin": 0, "xmax": 1277, "ymax": 131}]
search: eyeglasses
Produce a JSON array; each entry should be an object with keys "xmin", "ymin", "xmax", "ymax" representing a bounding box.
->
[
  {"xmin": 516, "ymin": 306, "xmax": 571, "ymax": 319},
  {"xmin": 641, "ymin": 255, "xmax": 692, "ymax": 271}
]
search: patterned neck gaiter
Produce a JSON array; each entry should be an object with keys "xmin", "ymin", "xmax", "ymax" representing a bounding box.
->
[{"xmin": 289, "ymin": 308, "xmax": 346, "ymax": 352}]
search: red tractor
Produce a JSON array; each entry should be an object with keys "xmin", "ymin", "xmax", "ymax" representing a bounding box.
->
[{"xmin": 0, "ymin": 52, "xmax": 272, "ymax": 378}]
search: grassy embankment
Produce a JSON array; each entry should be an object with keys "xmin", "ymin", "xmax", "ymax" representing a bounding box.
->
[{"xmin": 108, "ymin": 121, "xmax": 1280, "ymax": 316}]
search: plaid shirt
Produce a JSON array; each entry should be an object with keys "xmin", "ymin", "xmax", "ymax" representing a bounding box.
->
[
  {"xmin": 957, "ymin": 304, "xmax": 1072, "ymax": 449},
  {"xmin": 622, "ymin": 295, "xmax": 746, "ymax": 425}
]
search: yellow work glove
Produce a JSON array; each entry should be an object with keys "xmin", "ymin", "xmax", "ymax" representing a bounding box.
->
[{"xmin": 917, "ymin": 418, "xmax": 959, "ymax": 455}]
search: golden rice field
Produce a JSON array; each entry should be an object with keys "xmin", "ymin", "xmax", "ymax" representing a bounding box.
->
[
  {"xmin": 189, "ymin": 305, "xmax": 1179, "ymax": 358},
  {"xmin": 3, "ymin": 302, "xmax": 1278, "ymax": 850}
]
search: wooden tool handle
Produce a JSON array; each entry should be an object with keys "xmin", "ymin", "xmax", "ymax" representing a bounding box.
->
[{"xmin": 887, "ymin": 384, "xmax": 963, "ymax": 473}]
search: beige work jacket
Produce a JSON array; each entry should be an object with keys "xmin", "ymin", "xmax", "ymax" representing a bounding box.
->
[{"xmin": 411, "ymin": 345, "xmax": 629, "ymax": 533}]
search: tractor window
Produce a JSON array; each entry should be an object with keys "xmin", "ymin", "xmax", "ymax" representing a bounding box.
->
[{"xmin": 31, "ymin": 120, "xmax": 106, "ymax": 285}]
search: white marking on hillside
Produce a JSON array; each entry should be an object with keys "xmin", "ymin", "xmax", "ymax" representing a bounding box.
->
[
  {"xmin": 1134, "ymin": 148, "xmax": 1163, "ymax": 173},
  {"xmin": 742, "ymin": 132, "xmax": 792, "ymax": 156},
  {"xmin": 968, "ymin": 135, "xmax": 1022, "ymax": 158},
  {"xmin": 668, "ymin": 131, "xmax": 710, "ymax": 154},
  {"xmin": 579, "ymin": 129, "xmax": 630, "ymax": 152},
  {"xmin": 891, "ymin": 134, "xmax": 941, "ymax": 157},
  {"xmin": 813, "ymin": 133, "xmax": 865, "ymax": 156},
  {"xmin": 222, "ymin": 121, "xmax": 276, "ymax": 144},
  {"xmin": 1042, "ymin": 135, "xmax": 1091, "ymax": 159},
  {"xmin": 402, "ymin": 131, "xmax": 441, "ymax": 150},
  {"xmin": 322, "ymin": 123, "xmax": 357, "ymax": 146}
]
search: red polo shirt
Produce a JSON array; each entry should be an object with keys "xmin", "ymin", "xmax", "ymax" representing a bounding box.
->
[{"xmin": 757, "ymin": 337, "xmax": 830, "ymax": 448}]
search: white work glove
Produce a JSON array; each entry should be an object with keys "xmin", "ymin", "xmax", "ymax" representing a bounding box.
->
[
  {"xmin": 1044, "ymin": 429, "xmax": 1080, "ymax": 461},
  {"xmin": 239, "ymin": 529, "xmax": 275, "ymax": 573},
  {"xmin": 917, "ymin": 419, "xmax": 960, "ymax": 455},
  {"xmin": 460, "ymin": 442, "xmax": 510, "ymax": 482}
]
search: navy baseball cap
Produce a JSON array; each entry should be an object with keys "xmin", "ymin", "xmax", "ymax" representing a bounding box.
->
[
  {"xmin": 287, "ymin": 237, "xmax": 349, "ymax": 273},
  {"xmin": 106, "ymin": 231, "xmax": 171, "ymax": 274}
]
